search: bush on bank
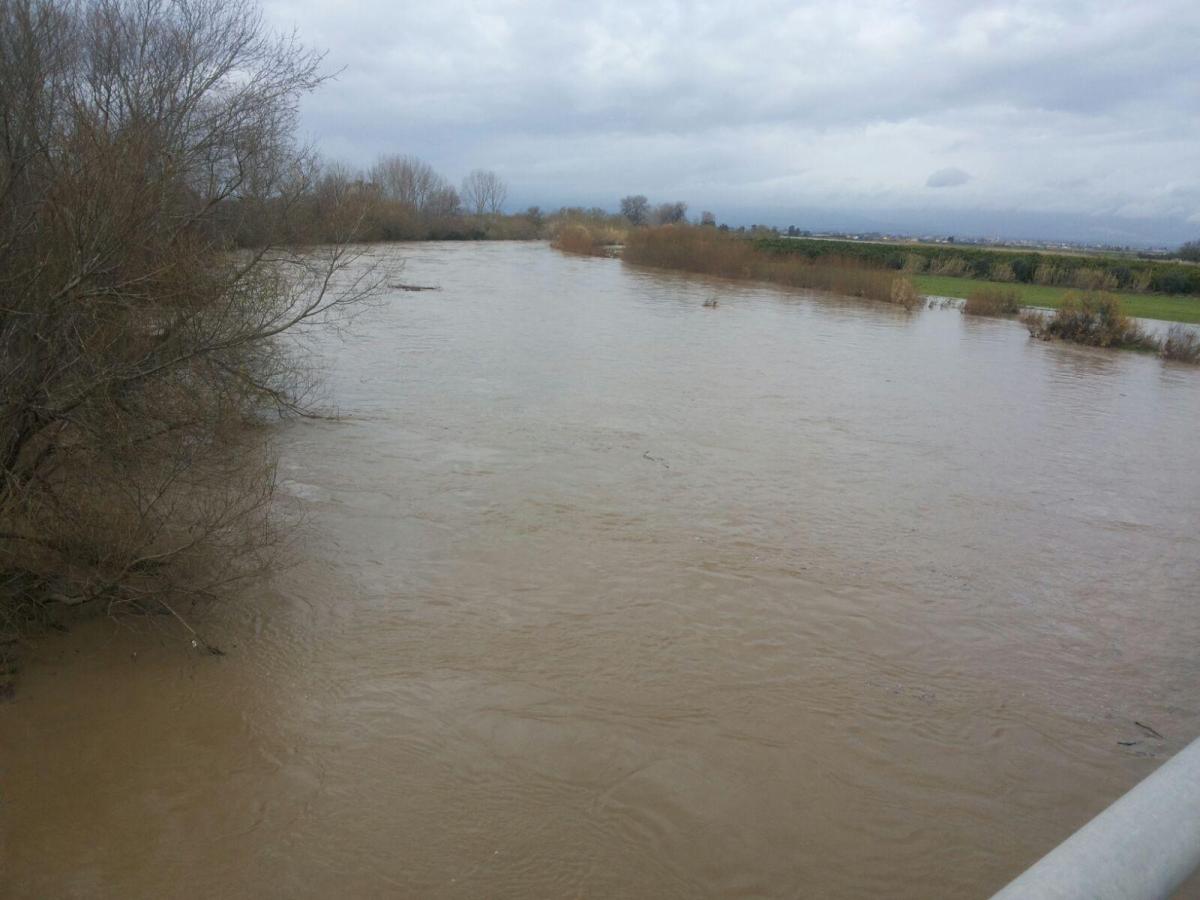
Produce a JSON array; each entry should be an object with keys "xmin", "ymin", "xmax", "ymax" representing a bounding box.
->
[
  {"xmin": 963, "ymin": 286, "xmax": 1023, "ymax": 317},
  {"xmin": 1020, "ymin": 293, "xmax": 1158, "ymax": 351}
]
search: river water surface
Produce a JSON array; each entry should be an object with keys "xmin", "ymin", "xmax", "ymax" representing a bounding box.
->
[{"xmin": 3, "ymin": 242, "xmax": 1200, "ymax": 898}]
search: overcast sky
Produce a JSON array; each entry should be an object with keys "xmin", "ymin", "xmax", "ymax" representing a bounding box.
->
[{"xmin": 264, "ymin": 0, "xmax": 1200, "ymax": 244}]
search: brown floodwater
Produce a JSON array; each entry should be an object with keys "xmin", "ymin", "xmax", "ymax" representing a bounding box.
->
[{"xmin": 3, "ymin": 242, "xmax": 1200, "ymax": 898}]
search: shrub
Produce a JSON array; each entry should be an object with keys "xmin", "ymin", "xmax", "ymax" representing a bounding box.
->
[
  {"xmin": 928, "ymin": 256, "xmax": 972, "ymax": 277},
  {"xmin": 1072, "ymin": 267, "xmax": 1118, "ymax": 291},
  {"xmin": 889, "ymin": 277, "xmax": 922, "ymax": 310},
  {"xmin": 551, "ymin": 223, "xmax": 622, "ymax": 256},
  {"xmin": 552, "ymin": 224, "xmax": 602, "ymax": 255},
  {"xmin": 1151, "ymin": 269, "xmax": 1195, "ymax": 295},
  {"xmin": 1022, "ymin": 292, "xmax": 1156, "ymax": 350},
  {"xmin": 1011, "ymin": 256, "xmax": 1039, "ymax": 283},
  {"xmin": 989, "ymin": 262, "xmax": 1016, "ymax": 282},
  {"xmin": 1160, "ymin": 325, "xmax": 1200, "ymax": 364},
  {"xmin": 1033, "ymin": 263, "xmax": 1069, "ymax": 286},
  {"xmin": 963, "ymin": 286, "xmax": 1022, "ymax": 317}
]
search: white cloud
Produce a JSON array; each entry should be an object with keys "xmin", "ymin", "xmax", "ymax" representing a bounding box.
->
[{"xmin": 265, "ymin": 0, "xmax": 1200, "ymax": 241}]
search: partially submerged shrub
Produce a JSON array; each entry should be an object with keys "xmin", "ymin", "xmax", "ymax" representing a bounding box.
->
[
  {"xmin": 1022, "ymin": 292, "xmax": 1156, "ymax": 350},
  {"xmin": 551, "ymin": 222, "xmax": 622, "ymax": 257},
  {"xmin": 1160, "ymin": 324, "xmax": 1200, "ymax": 364},
  {"xmin": 963, "ymin": 286, "xmax": 1022, "ymax": 317},
  {"xmin": 889, "ymin": 277, "xmax": 921, "ymax": 310},
  {"xmin": 552, "ymin": 223, "xmax": 603, "ymax": 255}
]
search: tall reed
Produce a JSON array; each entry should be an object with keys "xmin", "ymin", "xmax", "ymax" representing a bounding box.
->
[
  {"xmin": 551, "ymin": 224, "xmax": 611, "ymax": 256},
  {"xmin": 623, "ymin": 226, "xmax": 921, "ymax": 309}
]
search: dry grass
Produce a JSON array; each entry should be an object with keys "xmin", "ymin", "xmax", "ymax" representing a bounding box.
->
[
  {"xmin": 551, "ymin": 223, "xmax": 613, "ymax": 256},
  {"xmin": 963, "ymin": 285, "xmax": 1022, "ymax": 317},
  {"xmin": 928, "ymin": 256, "xmax": 972, "ymax": 277},
  {"xmin": 989, "ymin": 262, "xmax": 1016, "ymax": 282},
  {"xmin": 1021, "ymin": 292, "xmax": 1157, "ymax": 351},
  {"xmin": 1072, "ymin": 267, "xmax": 1119, "ymax": 291},
  {"xmin": 623, "ymin": 226, "xmax": 921, "ymax": 309}
]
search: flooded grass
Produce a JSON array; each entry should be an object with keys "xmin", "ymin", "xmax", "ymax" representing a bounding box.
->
[
  {"xmin": 916, "ymin": 274, "xmax": 1200, "ymax": 325},
  {"xmin": 623, "ymin": 225, "xmax": 920, "ymax": 309}
]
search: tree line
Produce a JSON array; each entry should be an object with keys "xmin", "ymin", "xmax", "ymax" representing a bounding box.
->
[{"xmin": 228, "ymin": 155, "xmax": 538, "ymax": 244}]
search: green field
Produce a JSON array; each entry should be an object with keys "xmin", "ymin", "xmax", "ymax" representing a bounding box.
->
[{"xmin": 914, "ymin": 274, "xmax": 1200, "ymax": 325}]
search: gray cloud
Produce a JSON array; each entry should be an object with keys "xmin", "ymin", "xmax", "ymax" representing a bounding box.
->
[
  {"xmin": 264, "ymin": 0, "xmax": 1200, "ymax": 243},
  {"xmin": 927, "ymin": 168, "xmax": 971, "ymax": 189}
]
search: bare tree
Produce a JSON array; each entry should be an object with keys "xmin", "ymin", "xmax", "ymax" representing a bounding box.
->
[
  {"xmin": 653, "ymin": 201, "xmax": 688, "ymax": 225},
  {"xmin": 700, "ymin": 211, "xmax": 717, "ymax": 227},
  {"xmin": 425, "ymin": 184, "xmax": 462, "ymax": 220},
  {"xmin": 0, "ymin": 0, "xmax": 376, "ymax": 639},
  {"xmin": 461, "ymin": 169, "xmax": 507, "ymax": 216},
  {"xmin": 620, "ymin": 195, "xmax": 650, "ymax": 226},
  {"xmin": 369, "ymin": 155, "xmax": 454, "ymax": 215}
]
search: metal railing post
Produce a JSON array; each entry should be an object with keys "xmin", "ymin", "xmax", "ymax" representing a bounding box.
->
[{"xmin": 992, "ymin": 736, "xmax": 1200, "ymax": 899}]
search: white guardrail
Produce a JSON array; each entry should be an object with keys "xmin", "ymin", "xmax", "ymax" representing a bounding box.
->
[{"xmin": 992, "ymin": 736, "xmax": 1200, "ymax": 899}]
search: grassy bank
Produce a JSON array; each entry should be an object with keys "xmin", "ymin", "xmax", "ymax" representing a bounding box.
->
[
  {"xmin": 915, "ymin": 274, "xmax": 1200, "ymax": 324},
  {"xmin": 756, "ymin": 235, "xmax": 1200, "ymax": 295},
  {"xmin": 622, "ymin": 226, "xmax": 920, "ymax": 309}
]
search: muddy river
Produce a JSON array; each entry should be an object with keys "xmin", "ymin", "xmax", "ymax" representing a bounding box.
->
[{"xmin": 3, "ymin": 242, "xmax": 1199, "ymax": 897}]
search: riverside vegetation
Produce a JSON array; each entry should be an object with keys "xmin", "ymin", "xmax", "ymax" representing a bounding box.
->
[
  {"xmin": 751, "ymin": 236, "xmax": 1200, "ymax": 325},
  {"xmin": 753, "ymin": 236, "xmax": 1200, "ymax": 297},
  {"xmin": 962, "ymin": 286, "xmax": 1023, "ymax": 317},
  {"xmin": 550, "ymin": 224, "xmax": 1199, "ymax": 364},
  {"xmin": 1020, "ymin": 294, "xmax": 1200, "ymax": 362},
  {"xmin": 621, "ymin": 225, "xmax": 922, "ymax": 310},
  {"xmin": 0, "ymin": 0, "xmax": 378, "ymax": 652}
]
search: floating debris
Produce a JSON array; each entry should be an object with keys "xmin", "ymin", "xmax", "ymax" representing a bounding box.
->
[
  {"xmin": 642, "ymin": 451, "xmax": 669, "ymax": 468},
  {"xmin": 1135, "ymin": 721, "xmax": 1164, "ymax": 739}
]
